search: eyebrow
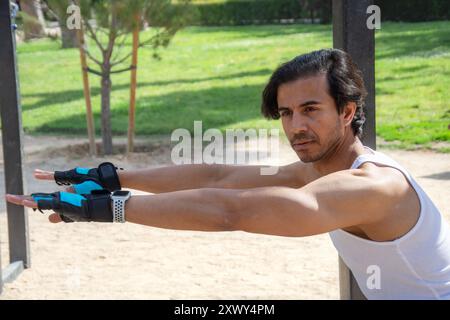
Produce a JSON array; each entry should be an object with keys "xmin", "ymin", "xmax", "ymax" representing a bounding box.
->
[{"xmin": 278, "ymin": 100, "xmax": 321, "ymax": 111}]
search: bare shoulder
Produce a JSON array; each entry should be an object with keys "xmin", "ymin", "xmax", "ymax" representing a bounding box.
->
[
  {"xmin": 351, "ymin": 162, "xmax": 421, "ymax": 240},
  {"xmin": 357, "ymin": 162, "xmax": 413, "ymax": 196},
  {"xmin": 299, "ymin": 162, "xmax": 415, "ymax": 225},
  {"xmin": 344, "ymin": 162, "xmax": 417, "ymax": 210}
]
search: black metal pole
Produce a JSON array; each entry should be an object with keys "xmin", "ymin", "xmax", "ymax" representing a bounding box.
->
[
  {"xmin": 0, "ymin": 0, "xmax": 30, "ymax": 273},
  {"xmin": 333, "ymin": 0, "xmax": 376, "ymax": 148},
  {"xmin": 333, "ymin": 0, "xmax": 376, "ymax": 300}
]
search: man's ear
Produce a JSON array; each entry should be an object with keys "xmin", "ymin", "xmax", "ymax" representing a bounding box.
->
[{"xmin": 342, "ymin": 102, "xmax": 357, "ymax": 127}]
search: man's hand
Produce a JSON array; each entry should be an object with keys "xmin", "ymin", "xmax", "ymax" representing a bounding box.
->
[
  {"xmin": 6, "ymin": 191, "xmax": 114, "ymax": 223},
  {"xmin": 34, "ymin": 162, "xmax": 122, "ymax": 192}
]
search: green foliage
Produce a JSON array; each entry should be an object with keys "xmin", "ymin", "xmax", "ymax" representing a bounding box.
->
[
  {"xmin": 375, "ymin": 0, "xmax": 450, "ymax": 22},
  {"xmin": 74, "ymin": 0, "xmax": 195, "ymax": 32},
  {"xmin": 183, "ymin": 0, "xmax": 449, "ymax": 26},
  {"xmin": 188, "ymin": 0, "xmax": 306, "ymax": 26}
]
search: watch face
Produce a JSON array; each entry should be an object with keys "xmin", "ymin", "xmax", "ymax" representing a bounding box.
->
[{"xmin": 113, "ymin": 191, "xmax": 131, "ymax": 197}]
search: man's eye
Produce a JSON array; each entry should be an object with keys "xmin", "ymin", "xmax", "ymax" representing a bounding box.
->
[
  {"xmin": 280, "ymin": 110, "xmax": 291, "ymax": 117},
  {"xmin": 304, "ymin": 107, "xmax": 315, "ymax": 113}
]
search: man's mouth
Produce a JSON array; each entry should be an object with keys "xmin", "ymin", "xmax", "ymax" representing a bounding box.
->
[{"xmin": 292, "ymin": 140, "xmax": 314, "ymax": 150}]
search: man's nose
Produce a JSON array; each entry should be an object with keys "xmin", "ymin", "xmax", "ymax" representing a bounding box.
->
[{"xmin": 291, "ymin": 111, "xmax": 308, "ymax": 132}]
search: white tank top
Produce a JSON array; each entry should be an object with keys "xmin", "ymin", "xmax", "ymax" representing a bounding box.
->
[{"xmin": 329, "ymin": 146, "xmax": 450, "ymax": 300}]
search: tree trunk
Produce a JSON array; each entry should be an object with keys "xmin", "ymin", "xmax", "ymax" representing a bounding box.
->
[
  {"xmin": 61, "ymin": 25, "xmax": 79, "ymax": 48},
  {"xmin": 21, "ymin": 0, "xmax": 46, "ymax": 40},
  {"xmin": 100, "ymin": 70, "xmax": 113, "ymax": 155}
]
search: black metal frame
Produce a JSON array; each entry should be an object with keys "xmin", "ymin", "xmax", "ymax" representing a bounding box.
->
[
  {"xmin": 0, "ymin": 0, "xmax": 30, "ymax": 295},
  {"xmin": 333, "ymin": 0, "xmax": 376, "ymax": 300}
]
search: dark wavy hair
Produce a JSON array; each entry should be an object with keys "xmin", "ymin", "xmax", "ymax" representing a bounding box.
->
[{"xmin": 261, "ymin": 49, "xmax": 367, "ymax": 137}]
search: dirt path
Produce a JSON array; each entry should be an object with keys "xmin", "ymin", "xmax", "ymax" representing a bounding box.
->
[{"xmin": 0, "ymin": 135, "xmax": 448, "ymax": 299}]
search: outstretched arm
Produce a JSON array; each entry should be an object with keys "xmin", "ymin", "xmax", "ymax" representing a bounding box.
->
[
  {"xmin": 125, "ymin": 167, "xmax": 396, "ymax": 236},
  {"xmin": 119, "ymin": 162, "xmax": 307, "ymax": 192},
  {"xmin": 34, "ymin": 161, "xmax": 307, "ymax": 194},
  {"xmin": 9, "ymin": 167, "xmax": 396, "ymax": 237}
]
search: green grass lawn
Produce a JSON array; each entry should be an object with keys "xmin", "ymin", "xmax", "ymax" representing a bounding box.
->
[{"xmin": 17, "ymin": 21, "xmax": 450, "ymax": 151}]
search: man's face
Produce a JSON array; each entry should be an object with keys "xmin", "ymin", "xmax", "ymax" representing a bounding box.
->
[{"xmin": 277, "ymin": 73, "xmax": 345, "ymax": 163}]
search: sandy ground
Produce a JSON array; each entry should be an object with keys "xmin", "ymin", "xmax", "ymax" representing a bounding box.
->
[{"xmin": 0, "ymin": 134, "xmax": 449, "ymax": 299}]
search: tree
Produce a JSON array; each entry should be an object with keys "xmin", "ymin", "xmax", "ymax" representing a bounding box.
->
[
  {"xmin": 298, "ymin": 0, "xmax": 331, "ymax": 24},
  {"xmin": 20, "ymin": 0, "xmax": 46, "ymax": 40},
  {"xmin": 61, "ymin": 0, "xmax": 193, "ymax": 154},
  {"xmin": 44, "ymin": 0, "xmax": 79, "ymax": 48}
]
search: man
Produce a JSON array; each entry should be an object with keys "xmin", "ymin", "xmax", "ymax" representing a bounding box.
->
[{"xmin": 7, "ymin": 49, "xmax": 450, "ymax": 299}]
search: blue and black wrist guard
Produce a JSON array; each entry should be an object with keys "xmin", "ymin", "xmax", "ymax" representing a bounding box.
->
[
  {"xmin": 54, "ymin": 162, "xmax": 122, "ymax": 192},
  {"xmin": 31, "ymin": 190, "xmax": 113, "ymax": 223}
]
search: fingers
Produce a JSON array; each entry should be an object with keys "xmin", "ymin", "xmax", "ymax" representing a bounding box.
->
[
  {"xmin": 6, "ymin": 194, "xmax": 37, "ymax": 208},
  {"xmin": 5, "ymin": 194, "xmax": 24, "ymax": 205},
  {"xmin": 23, "ymin": 199, "xmax": 38, "ymax": 208},
  {"xmin": 7, "ymin": 194, "xmax": 63, "ymax": 223},
  {"xmin": 34, "ymin": 169, "xmax": 55, "ymax": 180},
  {"xmin": 34, "ymin": 170, "xmax": 76, "ymax": 194},
  {"xmin": 48, "ymin": 213, "xmax": 63, "ymax": 223}
]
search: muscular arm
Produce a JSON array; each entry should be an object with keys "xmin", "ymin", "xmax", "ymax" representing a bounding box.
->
[
  {"xmin": 12, "ymin": 165, "xmax": 401, "ymax": 235},
  {"xmin": 124, "ymin": 167, "xmax": 396, "ymax": 237},
  {"xmin": 119, "ymin": 162, "xmax": 307, "ymax": 193}
]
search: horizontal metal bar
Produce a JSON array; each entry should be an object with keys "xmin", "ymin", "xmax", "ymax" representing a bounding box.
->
[{"xmin": 2, "ymin": 261, "xmax": 24, "ymax": 284}]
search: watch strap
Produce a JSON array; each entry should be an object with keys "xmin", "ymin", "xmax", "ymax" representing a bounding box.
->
[{"xmin": 112, "ymin": 198, "xmax": 126, "ymax": 223}]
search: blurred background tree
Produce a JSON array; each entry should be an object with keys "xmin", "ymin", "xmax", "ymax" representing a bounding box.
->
[
  {"xmin": 43, "ymin": 0, "xmax": 79, "ymax": 48},
  {"xmin": 43, "ymin": 0, "xmax": 194, "ymax": 154},
  {"xmin": 20, "ymin": 0, "xmax": 46, "ymax": 40}
]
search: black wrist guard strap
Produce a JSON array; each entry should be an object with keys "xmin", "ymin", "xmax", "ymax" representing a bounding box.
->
[
  {"xmin": 54, "ymin": 162, "xmax": 122, "ymax": 192},
  {"xmin": 97, "ymin": 162, "xmax": 122, "ymax": 192}
]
